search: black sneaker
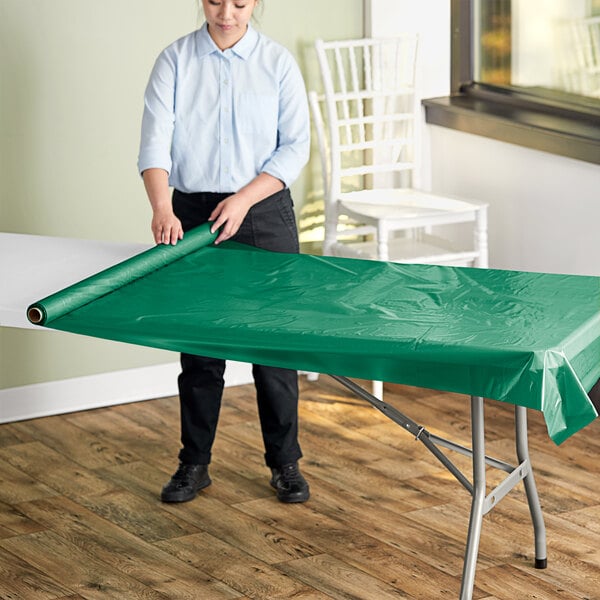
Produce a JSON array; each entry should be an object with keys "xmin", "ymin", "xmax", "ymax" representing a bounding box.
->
[
  {"xmin": 161, "ymin": 463, "xmax": 211, "ymax": 503},
  {"xmin": 270, "ymin": 462, "xmax": 310, "ymax": 503}
]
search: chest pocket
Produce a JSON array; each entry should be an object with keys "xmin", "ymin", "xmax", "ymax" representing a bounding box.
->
[{"xmin": 236, "ymin": 92, "xmax": 278, "ymax": 135}]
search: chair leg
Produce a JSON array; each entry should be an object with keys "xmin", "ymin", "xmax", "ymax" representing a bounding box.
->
[
  {"xmin": 372, "ymin": 380, "xmax": 383, "ymax": 399},
  {"xmin": 323, "ymin": 200, "xmax": 339, "ymax": 256},
  {"xmin": 377, "ymin": 222, "xmax": 390, "ymax": 262},
  {"xmin": 474, "ymin": 206, "xmax": 489, "ymax": 268}
]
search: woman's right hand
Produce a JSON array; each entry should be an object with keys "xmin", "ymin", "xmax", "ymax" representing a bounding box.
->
[{"xmin": 142, "ymin": 169, "xmax": 183, "ymax": 245}]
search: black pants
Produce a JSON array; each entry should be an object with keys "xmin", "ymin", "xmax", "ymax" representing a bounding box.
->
[{"xmin": 172, "ymin": 188, "xmax": 302, "ymax": 468}]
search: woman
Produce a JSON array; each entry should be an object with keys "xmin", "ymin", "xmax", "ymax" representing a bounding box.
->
[{"xmin": 138, "ymin": 0, "xmax": 310, "ymax": 503}]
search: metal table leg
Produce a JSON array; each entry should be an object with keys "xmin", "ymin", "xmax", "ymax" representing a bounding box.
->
[
  {"xmin": 460, "ymin": 396, "xmax": 486, "ymax": 600},
  {"xmin": 516, "ymin": 405, "xmax": 547, "ymax": 569},
  {"xmin": 328, "ymin": 378, "xmax": 548, "ymax": 600}
]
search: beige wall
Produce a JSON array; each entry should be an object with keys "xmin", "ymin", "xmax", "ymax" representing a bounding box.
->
[{"xmin": 0, "ymin": 0, "xmax": 363, "ymax": 389}]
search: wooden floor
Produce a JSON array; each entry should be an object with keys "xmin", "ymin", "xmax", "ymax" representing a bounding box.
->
[{"xmin": 0, "ymin": 377, "xmax": 599, "ymax": 600}]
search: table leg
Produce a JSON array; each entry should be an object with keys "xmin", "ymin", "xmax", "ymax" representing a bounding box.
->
[
  {"xmin": 460, "ymin": 396, "xmax": 486, "ymax": 600},
  {"xmin": 329, "ymin": 377, "xmax": 548, "ymax": 596},
  {"xmin": 515, "ymin": 405, "xmax": 547, "ymax": 569}
]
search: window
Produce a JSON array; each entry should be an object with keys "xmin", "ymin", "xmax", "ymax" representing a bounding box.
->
[
  {"xmin": 477, "ymin": 0, "xmax": 600, "ymax": 98},
  {"xmin": 422, "ymin": 0, "xmax": 600, "ymax": 165}
]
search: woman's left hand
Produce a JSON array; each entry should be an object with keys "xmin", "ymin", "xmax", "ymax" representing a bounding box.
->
[
  {"xmin": 208, "ymin": 193, "xmax": 253, "ymax": 245},
  {"xmin": 209, "ymin": 173, "xmax": 284, "ymax": 244}
]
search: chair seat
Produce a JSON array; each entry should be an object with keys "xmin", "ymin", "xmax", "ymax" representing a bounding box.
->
[
  {"xmin": 338, "ymin": 188, "xmax": 486, "ymax": 229},
  {"xmin": 330, "ymin": 233, "xmax": 480, "ymax": 266}
]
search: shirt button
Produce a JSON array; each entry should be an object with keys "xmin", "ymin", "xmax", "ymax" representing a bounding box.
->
[{"xmin": 224, "ymin": 167, "xmax": 230, "ymax": 174}]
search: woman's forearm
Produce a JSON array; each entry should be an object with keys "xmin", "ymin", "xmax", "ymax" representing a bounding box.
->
[
  {"xmin": 236, "ymin": 172, "xmax": 285, "ymax": 207},
  {"xmin": 143, "ymin": 168, "xmax": 171, "ymax": 213}
]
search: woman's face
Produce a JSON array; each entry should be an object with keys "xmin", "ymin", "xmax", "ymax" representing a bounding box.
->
[{"xmin": 202, "ymin": 0, "xmax": 258, "ymax": 50}]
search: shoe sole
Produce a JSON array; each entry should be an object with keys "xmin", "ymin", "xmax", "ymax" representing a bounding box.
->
[
  {"xmin": 160, "ymin": 478, "xmax": 212, "ymax": 503},
  {"xmin": 277, "ymin": 491, "xmax": 310, "ymax": 503},
  {"xmin": 274, "ymin": 483, "xmax": 310, "ymax": 503},
  {"xmin": 270, "ymin": 478, "xmax": 310, "ymax": 503}
]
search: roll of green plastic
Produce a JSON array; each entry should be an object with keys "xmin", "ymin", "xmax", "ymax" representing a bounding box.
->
[{"xmin": 27, "ymin": 223, "xmax": 217, "ymax": 326}]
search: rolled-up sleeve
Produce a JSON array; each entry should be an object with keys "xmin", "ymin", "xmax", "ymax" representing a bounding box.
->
[
  {"xmin": 137, "ymin": 50, "xmax": 176, "ymax": 176},
  {"xmin": 261, "ymin": 55, "xmax": 310, "ymax": 188}
]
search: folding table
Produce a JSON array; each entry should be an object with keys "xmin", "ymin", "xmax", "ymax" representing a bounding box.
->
[{"xmin": 24, "ymin": 224, "xmax": 600, "ymax": 599}]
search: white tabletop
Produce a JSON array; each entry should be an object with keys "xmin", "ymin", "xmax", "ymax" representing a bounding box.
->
[{"xmin": 0, "ymin": 233, "xmax": 150, "ymax": 329}]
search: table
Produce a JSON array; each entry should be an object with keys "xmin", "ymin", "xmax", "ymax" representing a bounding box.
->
[
  {"xmin": 18, "ymin": 225, "xmax": 600, "ymax": 599},
  {"xmin": 0, "ymin": 232, "xmax": 150, "ymax": 329}
]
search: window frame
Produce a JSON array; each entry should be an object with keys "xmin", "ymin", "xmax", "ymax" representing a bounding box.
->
[{"xmin": 422, "ymin": 0, "xmax": 600, "ymax": 165}]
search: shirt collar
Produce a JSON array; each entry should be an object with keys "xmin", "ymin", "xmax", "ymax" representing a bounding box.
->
[{"xmin": 196, "ymin": 22, "xmax": 258, "ymax": 60}]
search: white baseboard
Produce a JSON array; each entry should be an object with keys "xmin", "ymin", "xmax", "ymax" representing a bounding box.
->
[{"xmin": 0, "ymin": 361, "xmax": 254, "ymax": 424}]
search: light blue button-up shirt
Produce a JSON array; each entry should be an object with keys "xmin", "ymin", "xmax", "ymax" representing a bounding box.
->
[{"xmin": 138, "ymin": 23, "xmax": 310, "ymax": 193}]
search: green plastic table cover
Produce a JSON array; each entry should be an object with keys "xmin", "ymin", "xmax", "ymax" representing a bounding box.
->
[{"xmin": 28, "ymin": 224, "xmax": 600, "ymax": 444}]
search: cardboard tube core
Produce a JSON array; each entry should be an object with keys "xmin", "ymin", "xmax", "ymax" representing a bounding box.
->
[{"xmin": 27, "ymin": 306, "xmax": 44, "ymax": 324}]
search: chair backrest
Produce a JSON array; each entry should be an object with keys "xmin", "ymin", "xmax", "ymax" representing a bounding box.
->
[
  {"xmin": 571, "ymin": 16, "xmax": 600, "ymax": 97},
  {"xmin": 558, "ymin": 16, "xmax": 600, "ymax": 97},
  {"xmin": 572, "ymin": 17, "xmax": 600, "ymax": 70},
  {"xmin": 314, "ymin": 36, "xmax": 419, "ymax": 199},
  {"xmin": 308, "ymin": 90, "xmax": 330, "ymax": 197}
]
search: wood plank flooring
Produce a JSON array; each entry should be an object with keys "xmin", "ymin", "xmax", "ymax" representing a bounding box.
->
[{"xmin": 0, "ymin": 377, "xmax": 598, "ymax": 599}]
